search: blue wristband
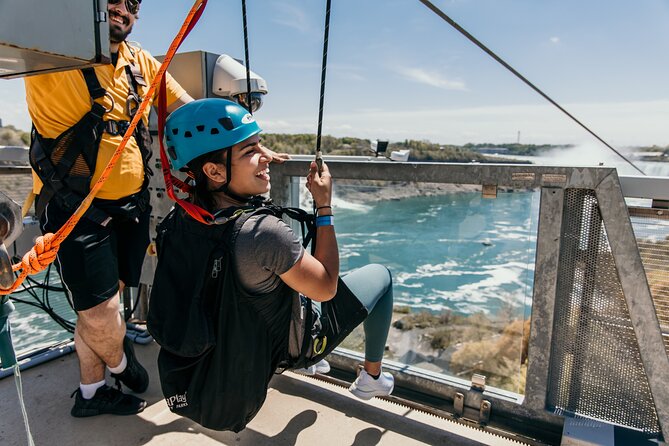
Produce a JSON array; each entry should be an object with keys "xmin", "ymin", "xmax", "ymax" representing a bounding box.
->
[{"xmin": 315, "ymin": 215, "xmax": 334, "ymax": 227}]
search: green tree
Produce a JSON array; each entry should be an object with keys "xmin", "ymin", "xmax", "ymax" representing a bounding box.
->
[{"xmin": 0, "ymin": 125, "xmax": 30, "ymax": 146}]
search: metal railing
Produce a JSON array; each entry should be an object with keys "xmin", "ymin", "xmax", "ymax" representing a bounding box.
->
[{"xmin": 270, "ymin": 156, "xmax": 669, "ymax": 443}]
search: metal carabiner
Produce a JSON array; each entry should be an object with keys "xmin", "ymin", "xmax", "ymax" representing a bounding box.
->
[
  {"xmin": 126, "ymin": 93, "xmax": 140, "ymax": 118},
  {"xmin": 212, "ymin": 208, "xmax": 246, "ymax": 225},
  {"xmin": 313, "ymin": 336, "xmax": 327, "ymax": 356},
  {"xmin": 92, "ymin": 92, "xmax": 115, "ymax": 113}
]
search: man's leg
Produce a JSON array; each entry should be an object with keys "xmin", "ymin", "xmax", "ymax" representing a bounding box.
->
[
  {"xmin": 75, "ymin": 292, "xmax": 125, "ymax": 384},
  {"xmin": 69, "ymin": 289, "xmax": 146, "ymax": 417},
  {"xmin": 40, "ymin": 201, "xmax": 147, "ymax": 416},
  {"xmin": 108, "ymin": 208, "xmax": 151, "ymax": 394}
]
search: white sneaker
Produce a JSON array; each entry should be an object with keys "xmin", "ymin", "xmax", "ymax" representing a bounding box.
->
[
  {"xmin": 292, "ymin": 359, "xmax": 331, "ymax": 375},
  {"xmin": 349, "ymin": 369, "xmax": 394, "ymax": 400}
]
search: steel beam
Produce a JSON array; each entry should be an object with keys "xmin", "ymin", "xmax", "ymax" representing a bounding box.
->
[{"xmin": 596, "ymin": 171, "xmax": 669, "ymax": 439}]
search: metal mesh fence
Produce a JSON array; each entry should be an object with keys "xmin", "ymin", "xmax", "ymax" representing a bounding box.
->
[
  {"xmin": 547, "ymin": 189, "xmax": 660, "ymax": 434},
  {"xmin": 629, "ymin": 207, "xmax": 669, "ymax": 357}
]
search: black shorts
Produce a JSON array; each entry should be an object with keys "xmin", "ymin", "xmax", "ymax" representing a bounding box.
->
[{"xmin": 39, "ymin": 192, "xmax": 151, "ymax": 311}]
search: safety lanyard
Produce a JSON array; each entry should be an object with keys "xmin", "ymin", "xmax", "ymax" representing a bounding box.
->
[{"xmin": 156, "ymin": 1, "xmax": 215, "ymax": 225}]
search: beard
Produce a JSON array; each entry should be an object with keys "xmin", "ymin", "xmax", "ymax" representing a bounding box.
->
[{"xmin": 110, "ymin": 22, "xmax": 134, "ymax": 43}]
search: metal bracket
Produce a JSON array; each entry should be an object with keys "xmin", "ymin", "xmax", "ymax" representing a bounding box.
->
[
  {"xmin": 454, "ymin": 392, "xmax": 464, "ymax": 417},
  {"xmin": 471, "ymin": 373, "xmax": 486, "ymax": 392},
  {"xmin": 479, "ymin": 400, "xmax": 492, "ymax": 425},
  {"xmin": 0, "ymin": 193, "xmax": 22, "ymax": 290}
]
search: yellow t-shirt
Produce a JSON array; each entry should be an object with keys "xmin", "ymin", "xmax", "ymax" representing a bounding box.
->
[{"xmin": 25, "ymin": 42, "xmax": 187, "ymax": 200}]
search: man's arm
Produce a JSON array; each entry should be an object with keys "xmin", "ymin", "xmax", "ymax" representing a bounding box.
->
[{"xmin": 166, "ymin": 92, "xmax": 194, "ymax": 113}]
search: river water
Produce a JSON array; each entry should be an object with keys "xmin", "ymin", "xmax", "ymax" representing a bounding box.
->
[
  {"xmin": 334, "ymin": 158, "xmax": 668, "ymax": 320},
  {"xmin": 336, "ymin": 189, "xmax": 539, "ymax": 320}
]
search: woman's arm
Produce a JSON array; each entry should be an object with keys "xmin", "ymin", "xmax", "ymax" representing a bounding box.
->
[{"xmin": 280, "ymin": 161, "xmax": 338, "ymax": 301}]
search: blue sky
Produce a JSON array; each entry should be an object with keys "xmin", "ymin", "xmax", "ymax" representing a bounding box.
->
[{"xmin": 1, "ymin": 0, "xmax": 668, "ymax": 148}]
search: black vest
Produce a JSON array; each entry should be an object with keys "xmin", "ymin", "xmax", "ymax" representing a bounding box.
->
[{"xmin": 147, "ymin": 206, "xmax": 293, "ymax": 431}]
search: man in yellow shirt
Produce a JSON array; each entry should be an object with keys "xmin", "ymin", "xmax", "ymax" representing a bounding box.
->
[{"xmin": 25, "ymin": 0, "xmax": 193, "ymax": 417}]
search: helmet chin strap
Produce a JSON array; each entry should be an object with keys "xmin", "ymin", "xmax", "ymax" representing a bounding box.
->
[
  {"xmin": 213, "ymin": 183, "xmax": 249, "ymax": 204},
  {"xmin": 211, "ymin": 149, "xmax": 250, "ymax": 203}
]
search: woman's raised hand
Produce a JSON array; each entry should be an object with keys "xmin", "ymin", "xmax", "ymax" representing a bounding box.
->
[{"xmin": 306, "ymin": 160, "xmax": 332, "ymax": 208}]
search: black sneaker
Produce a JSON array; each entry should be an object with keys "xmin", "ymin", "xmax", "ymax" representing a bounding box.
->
[
  {"xmin": 110, "ymin": 336, "xmax": 149, "ymax": 393},
  {"xmin": 70, "ymin": 385, "xmax": 147, "ymax": 417}
]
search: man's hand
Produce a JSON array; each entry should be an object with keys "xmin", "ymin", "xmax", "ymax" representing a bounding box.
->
[{"xmin": 259, "ymin": 144, "xmax": 290, "ymax": 164}]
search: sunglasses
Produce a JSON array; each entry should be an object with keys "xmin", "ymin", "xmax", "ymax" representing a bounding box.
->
[{"xmin": 108, "ymin": 0, "xmax": 141, "ymax": 15}]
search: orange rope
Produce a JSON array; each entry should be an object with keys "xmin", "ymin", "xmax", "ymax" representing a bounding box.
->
[{"xmin": 0, "ymin": 0, "xmax": 207, "ymax": 295}]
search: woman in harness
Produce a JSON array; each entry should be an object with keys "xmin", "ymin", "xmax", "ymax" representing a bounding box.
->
[{"xmin": 150, "ymin": 98, "xmax": 394, "ymax": 430}]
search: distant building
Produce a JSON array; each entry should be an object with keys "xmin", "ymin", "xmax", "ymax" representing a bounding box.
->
[
  {"xmin": 0, "ymin": 145, "xmax": 30, "ymax": 166},
  {"xmin": 474, "ymin": 147, "xmax": 510, "ymax": 155},
  {"xmin": 390, "ymin": 149, "xmax": 410, "ymax": 162}
]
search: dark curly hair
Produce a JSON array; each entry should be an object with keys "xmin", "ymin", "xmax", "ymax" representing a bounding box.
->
[{"xmin": 186, "ymin": 147, "xmax": 230, "ymax": 211}]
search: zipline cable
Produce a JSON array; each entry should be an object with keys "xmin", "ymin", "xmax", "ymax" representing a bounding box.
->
[
  {"xmin": 417, "ymin": 0, "xmax": 646, "ymax": 176},
  {"xmin": 241, "ymin": 0, "xmax": 253, "ymax": 114},
  {"xmin": 315, "ymin": 0, "xmax": 332, "ymax": 174},
  {"xmin": 308, "ymin": 0, "xmax": 333, "ymax": 256}
]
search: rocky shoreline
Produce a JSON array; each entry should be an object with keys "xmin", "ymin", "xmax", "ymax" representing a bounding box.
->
[{"xmin": 338, "ymin": 309, "xmax": 530, "ymax": 392}]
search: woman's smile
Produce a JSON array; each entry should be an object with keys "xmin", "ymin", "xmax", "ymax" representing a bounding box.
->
[{"xmin": 255, "ymin": 168, "xmax": 270, "ymax": 182}]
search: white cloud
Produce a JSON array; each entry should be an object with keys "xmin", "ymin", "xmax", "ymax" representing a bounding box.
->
[
  {"xmin": 330, "ymin": 64, "xmax": 366, "ymax": 82},
  {"xmin": 260, "ymin": 119, "xmax": 294, "ymax": 131},
  {"xmin": 263, "ymin": 99, "xmax": 669, "ymax": 147},
  {"xmin": 270, "ymin": 3, "xmax": 310, "ymax": 33},
  {"xmin": 283, "ymin": 61, "xmax": 321, "ymax": 70},
  {"xmin": 277, "ymin": 62, "xmax": 366, "ymax": 83},
  {"xmin": 394, "ymin": 67, "xmax": 467, "ymax": 91},
  {"xmin": 550, "ymin": 36, "xmax": 560, "ymax": 44}
]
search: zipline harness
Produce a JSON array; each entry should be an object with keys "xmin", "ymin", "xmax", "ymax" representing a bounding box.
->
[
  {"xmin": 30, "ymin": 57, "xmax": 154, "ymax": 227},
  {"xmin": 0, "ymin": 0, "xmax": 209, "ymax": 295}
]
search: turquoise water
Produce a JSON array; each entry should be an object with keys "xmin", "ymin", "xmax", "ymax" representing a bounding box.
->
[
  {"xmin": 8, "ymin": 189, "xmax": 540, "ymax": 358},
  {"xmin": 8, "ymin": 268, "xmax": 75, "ymax": 356},
  {"xmin": 335, "ymin": 189, "xmax": 540, "ymax": 319}
]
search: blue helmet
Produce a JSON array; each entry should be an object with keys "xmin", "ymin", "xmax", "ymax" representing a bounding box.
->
[{"xmin": 164, "ymin": 98, "xmax": 262, "ymax": 170}]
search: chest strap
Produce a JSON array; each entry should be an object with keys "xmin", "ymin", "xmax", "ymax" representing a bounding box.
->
[
  {"xmin": 81, "ymin": 68, "xmax": 107, "ymax": 100},
  {"xmin": 104, "ymin": 120, "xmax": 131, "ymax": 136},
  {"xmin": 123, "ymin": 61, "xmax": 154, "ymax": 179}
]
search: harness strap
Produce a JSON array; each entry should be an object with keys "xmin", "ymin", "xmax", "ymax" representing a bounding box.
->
[
  {"xmin": 81, "ymin": 68, "xmax": 107, "ymax": 100},
  {"xmin": 30, "ymin": 67, "xmax": 110, "ymax": 223},
  {"xmin": 124, "ymin": 62, "xmax": 154, "ymax": 178},
  {"xmin": 39, "ymin": 189, "xmax": 112, "ymax": 227},
  {"xmin": 52, "ymin": 102, "xmax": 106, "ymax": 176},
  {"xmin": 156, "ymin": 0, "xmax": 214, "ymax": 225},
  {"xmin": 31, "ymin": 101, "xmax": 112, "ymax": 226},
  {"xmin": 124, "ymin": 65, "xmax": 142, "ymax": 119},
  {"xmin": 127, "ymin": 62, "xmax": 147, "ymax": 87}
]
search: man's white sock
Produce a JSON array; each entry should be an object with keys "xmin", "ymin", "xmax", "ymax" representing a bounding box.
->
[
  {"xmin": 80, "ymin": 380, "xmax": 106, "ymax": 400},
  {"xmin": 108, "ymin": 353, "xmax": 127, "ymax": 375}
]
